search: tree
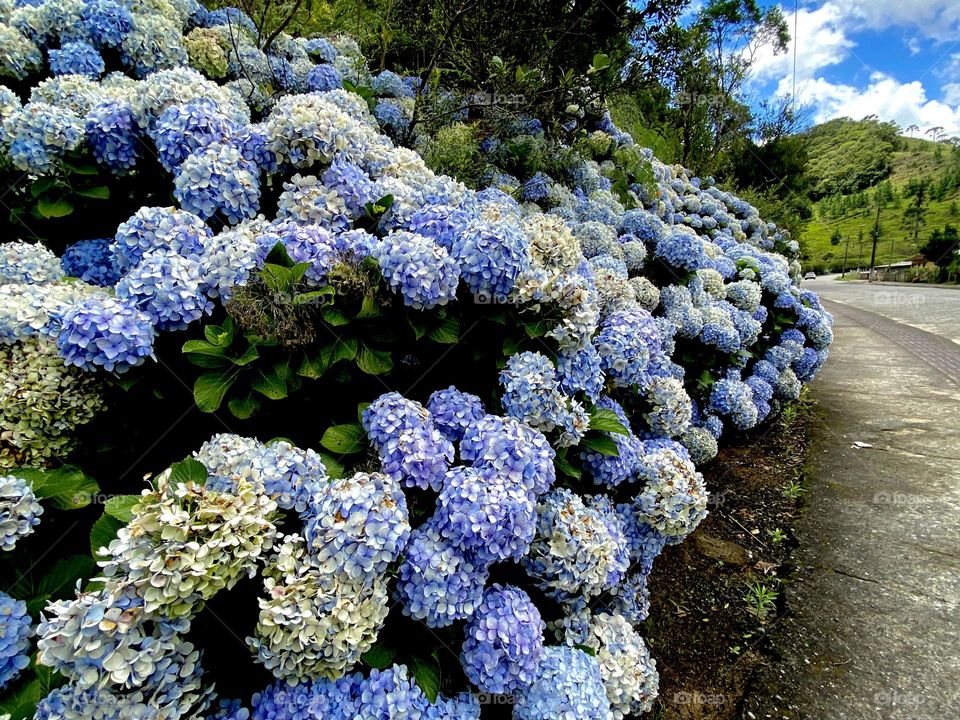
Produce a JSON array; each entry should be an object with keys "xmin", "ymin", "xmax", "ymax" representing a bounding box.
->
[
  {"xmin": 830, "ymin": 228, "xmax": 842, "ymax": 246},
  {"xmin": 906, "ymin": 123, "xmax": 919, "ymax": 137},
  {"xmin": 920, "ymin": 225, "xmax": 960, "ymax": 280},
  {"xmin": 903, "ymin": 178, "xmax": 930, "ymax": 245}
]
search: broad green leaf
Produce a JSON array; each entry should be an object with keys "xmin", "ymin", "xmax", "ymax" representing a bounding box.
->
[
  {"xmin": 411, "ymin": 658, "xmax": 440, "ymax": 702},
  {"xmin": 28, "ymin": 555, "xmax": 96, "ymax": 614},
  {"xmin": 554, "ymin": 454, "xmax": 582, "ymax": 480},
  {"xmin": 229, "ymin": 343, "xmax": 260, "ymax": 367},
  {"xmin": 203, "ymin": 321, "xmax": 234, "ymax": 347},
  {"xmin": 36, "ymin": 197, "xmax": 74, "ymax": 218},
  {"xmin": 183, "ymin": 339, "xmax": 225, "ymax": 356},
  {"xmin": 298, "ymin": 354, "xmax": 326, "ymax": 379},
  {"xmin": 322, "ymin": 308, "xmax": 350, "ymax": 326},
  {"xmin": 90, "ymin": 513, "xmax": 126, "ymax": 558},
  {"xmin": 16, "ymin": 467, "xmax": 99, "ymax": 510},
  {"xmin": 588, "ymin": 408, "xmax": 630, "ymax": 436},
  {"xmin": 251, "ymin": 367, "xmax": 288, "ymax": 400},
  {"xmin": 104, "ymin": 494, "xmax": 140, "ymax": 522},
  {"xmin": 168, "ymin": 457, "xmax": 209, "ymax": 485},
  {"xmin": 428, "ymin": 316, "xmax": 459, "ymax": 344},
  {"xmin": 265, "ymin": 241, "xmax": 295, "ymax": 267},
  {"xmin": 228, "ymin": 394, "xmax": 260, "ymax": 419},
  {"xmin": 580, "ymin": 434, "xmax": 620, "ymax": 457},
  {"xmin": 357, "ymin": 402, "xmax": 370, "ymax": 423},
  {"xmin": 362, "ymin": 645, "xmax": 395, "ymax": 670},
  {"xmin": 74, "ymin": 185, "xmax": 109, "ymax": 200},
  {"xmin": 320, "ymin": 423, "xmax": 365, "ymax": 454},
  {"xmin": 318, "ymin": 452, "xmax": 345, "ymax": 479},
  {"xmin": 356, "ymin": 346, "xmax": 392, "ymax": 375},
  {"xmin": 260, "ymin": 263, "xmax": 291, "ymax": 293},
  {"xmin": 62, "ymin": 159, "xmax": 99, "ymax": 175},
  {"xmin": 0, "ymin": 677, "xmax": 44, "ymax": 720},
  {"xmin": 193, "ymin": 371, "xmax": 237, "ymax": 412},
  {"xmin": 288, "ymin": 261, "xmax": 312, "ymax": 284},
  {"xmin": 355, "ymin": 292, "xmax": 380, "ymax": 318}
]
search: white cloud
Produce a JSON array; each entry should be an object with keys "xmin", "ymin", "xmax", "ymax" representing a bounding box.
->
[
  {"xmin": 796, "ymin": 72, "xmax": 960, "ymax": 134},
  {"xmin": 751, "ymin": 3, "xmax": 854, "ymax": 86},
  {"xmin": 906, "ymin": 37, "xmax": 922, "ymax": 56},
  {"xmin": 835, "ymin": 0, "xmax": 960, "ymax": 42},
  {"xmin": 943, "ymin": 83, "xmax": 960, "ymax": 106}
]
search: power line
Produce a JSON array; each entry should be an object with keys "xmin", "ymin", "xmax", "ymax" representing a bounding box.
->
[{"xmin": 792, "ymin": 0, "xmax": 798, "ymax": 113}]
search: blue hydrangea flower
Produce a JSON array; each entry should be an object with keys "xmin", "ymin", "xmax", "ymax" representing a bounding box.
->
[
  {"xmin": 60, "ymin": 239, "xmax": 120, "ymax": 286},
  {"xmin": 0, "ymin": 241, "xmax": 63, "ymax": 285},
  {"xmin": 643, "ymin": 376, "xmax": 693, "ymax": 438},
  {"xmin": 451, "ymin": 219, "xmax": 530, "ymax": 299},
  {"xmin": 372, "ymin": 231, "xmax": 460, "ymax": 310},
  {"xmin": 521, "ymin": 172, "xmax": 551, "ymax": 202},
  {"xmin": 609, "ymin": 571, "xmax": 651, "ymax": 624},
  {"xmin": 513, "ymin": 646, "xmax": 613, "ymax": 720},
  {"xmin": 655, "ymin": 226, "xmax": 709, "ymax": 271},
  {"xmin": 427, "ymin": 386, "xmax": 485, "ymax": 441},
  {"xmin": 580, "ymin": 397, "xmax": 643, "ymax": 488},
  {"xmin": 407, "ymin": 204, "xmax": 475, "ymax": 252},
  {"xmin": 57, "ymin": 295, "xmax": 156, "ymax": 373},
  {"xmin": 304, "ymin": 471, "xmax": 411, "ymax": 585},
  {"xmin": 372, "ymin": 69, "xmax": 414, "ymax": 98},
  {"xmin": 114, "ymin": 206, "xmax": 211, "ymax": 272},
  {"xmin": 81, "ymin": 0, "xmax": 132, "ymax": 47},
  {"xmin": 48, "ymin": 41, "xmax": 104, "ymax": 77},
  {"xmin": 0, "ymin": 592, "xmax": 32, "ymax": 689},
  {"xmin": 434, "ymin": 466, "xmax": 536, "ymax": 563},
  {"xmin": 0, "ymin": 474, "xmax": 43, "ymax": 551},
  {"xmin": 152, "ymin": 97, "xmax": 238, "ymax": 173},
  {"xmin": 304, "ymin": 38, "xmax": 337, "ymax": 63},
  {"xmin": 395, "ymin": 523, "xmax": 488, "ymax": 628},
  {"xmin": 594, "ymin": 308, "xmax": 662, "ymax": 388},
  {"xmin": 260, "ymin": 220, "xmax": 339, "ymax": 285},
  {"xmin": 708, "ymin": 377, "xmax": 759, "ymax": 430},
  {"xmin": 85, "ymin": 99, "xmax": 141, "ymax": 172},
  {"xmin": 524, "ymin": 489, "xmax": 629, "ymax": 600},
  {"xmin": 557, "ymin": 345, "xmax": 605, "ymax": 402},
  {"xmin": 174, "ymin": 141, "xmax": 261, "ymax": 224},
  {"xmin": 321, "ymin": 160, "xmax": 376, "ymax": 218},
  {"xmin": 1, "ymin": 101, "xmax": 84, "ymax": 173},
  {"xmin": 461, "ymin": 584, "xmax": 544, "ymax": 694},
  {"xmin": 306, "ymin": 63, "xmax": 342, "ymax": 91},
  {"xmin": 460, "ymin": 414, "xmax": 555, "ymax": 496},
  {"xmin": 115, "ymin": 249, "xmax": 212, "ymax": 331}
]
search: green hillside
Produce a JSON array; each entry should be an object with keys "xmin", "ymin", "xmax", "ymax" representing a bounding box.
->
[{"xmin": 797, "ymin": 121, "xmax": 960, "ymax": 273}]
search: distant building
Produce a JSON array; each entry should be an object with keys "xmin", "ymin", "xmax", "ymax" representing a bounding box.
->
[{"xmin": 858, "ymin": 255, "xmax": 931, "ymax": 281}]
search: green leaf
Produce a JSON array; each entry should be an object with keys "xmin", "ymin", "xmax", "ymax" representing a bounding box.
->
[
  {"xmin": 90, "ymin": 513, "xmax": 125, "ymax": 558},
  {"xmin": 555, "ymin": 454, "xmax": 582, "ymax": 480},
  {"xmin": 29, "ymin": 177, "xmax": 56, "ymax": 198},
  {"xmin": 318, "ymin": 452, "xmax": 345, "ymax": 479},
  {"xmin": 575, "ymin": 643, "xmax": 597, "ymax": 657},
  {"xmin": 328, "ymin": 337, "xmax": 359, "ymax": 363},
  {"xmin": 361, "ymin": 645, "xmax": 395, "ymax": 670},
  {"xmin": 183, "ymin": 339, "xmax": 225, "ymax": 356},
  {"xmin": 407, "ymin": 316, "xmax": 428, "ymax": 340},
  {"xmin": 251, "ymin": 366, "xmax": 288, "ymax": 400},
  {"xmin": 260, "ymin": 263, "xmax": 292, "ymax": 293},
  {"xmin": 0, "ymin": 676, "xmax": 44, "ymax": 720},
  {"xmin": 28, "ymin": 555, "xmax": 96, "ymax": 614},
  {"xmin": 581, "ymin": 434, "xmax": 620, "ymax": 457},
  {"xmin": 523, "ymin": 320, "xmax": 551, "ymax": 338},
  {"xmin": 427, "ymin": 316, "xmax": 459, "ymax": 344},
  {"xmin": 62, "ymin": 159, "xmax": 99, "ymax": 175},
  {"xmin": 168, "ymin": 457, "xmax": 209, "ymax": 485},
  {"xmin": 356, "ymin": 346, "xmax": 393, "ymax": 375},
  {"xmin": 16, "ymin": 467, "xmax": 99, "ymax": 509},
  {"xmin": 297, "ymin": 354, "xmax": 326, "ymax": 380},
  {"xmin": 193, "ymin": 371, "xmax": 237, "ymax": 413},
  {"xmin": 357, "ymin": 402, "xmax": 370, "ymax": 424},
  {"xmin": 104, "ymin": 494, "xmax": 140, "ymax": 522},
  {"xmin": 229, "ymin": 343, "xmax": 260, "ymax": 367},
  {"xmin": 228, "ymin": 394, "xmax": 261, "ymax": 419},
  {"xmin": 36, "ymin": 196, "xmax": 74, "ymax": 218},
  {"xmin": 288, "ymin": 261, "xmax": 312, "ymax": 284},
  {"xmin": 411, "ymin": 657, "xmax": 440, "ymax": 703},
  {"xmin": 320, "ymin": 423, "xmax": 365, "ymax": 454},
  {"xmin": 74, "ymin": 185, "xmax": 110, "ymax": 200},
  {"xmin": 265, "ymin": 241, "xmax": 295, "ymax": 267},
  {"xmin": 355, "ymin": 292, "xmax": 380, "ymax": 319},
  {"xmin": 322, "ymin": 308, "xmax": 350, "ymax": 326},
  {"xmin": 588, "ymin": 408, "xmax": 630, "ymax": 436}
]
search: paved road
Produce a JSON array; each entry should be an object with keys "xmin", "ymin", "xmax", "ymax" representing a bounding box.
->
[
  {"xmin": 743, "ymin": 281, "xmax": 960, "ymax": 720},
  {"xmin": 803, "ymin": 276, "xmax": 960, "ymax": 345}
]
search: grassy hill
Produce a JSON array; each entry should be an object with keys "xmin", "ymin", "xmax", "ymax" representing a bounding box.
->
[{"xmin": 798, "ymin": 122, "xmax": 960, "ymax": 273}]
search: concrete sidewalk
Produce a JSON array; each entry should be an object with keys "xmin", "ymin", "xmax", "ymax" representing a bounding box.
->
[{"xmin": 742, "ymin": 303, "xmax": 960, "ymax": 719}]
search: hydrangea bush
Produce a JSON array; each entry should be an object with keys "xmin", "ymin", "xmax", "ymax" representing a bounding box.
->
[{"xmin": 0, "ymin": 5, "xmax": 831, "ymax": 718}]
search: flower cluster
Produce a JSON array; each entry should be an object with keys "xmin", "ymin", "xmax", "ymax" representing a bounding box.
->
[
  {"xmin": 0, "ymin": 474, "xmax": 43, "ymax": 551},
  {"xmin": 0, "ymin": 592, "xmax": 32, "ymax": 689}
]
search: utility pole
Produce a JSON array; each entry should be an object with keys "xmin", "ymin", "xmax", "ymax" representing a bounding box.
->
[
  {"xmin": 842, "ymin": 233, "xmax": 850, "ymax": 277},
  {"xmin": 857, "ymin": 229, "xmax": 864, "ymax": 274},
  {"xmin": 888, "ymin": 234, "xmax": 895, "ymax": 279},
  {"xmin": 868, "ymin": 204, "xmax": 881, "ymax": 282}
]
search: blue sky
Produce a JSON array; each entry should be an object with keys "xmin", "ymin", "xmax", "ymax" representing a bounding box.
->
[{"xmin": 744, "ymin": 0, "xmax": 960, "ymax": 134}]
